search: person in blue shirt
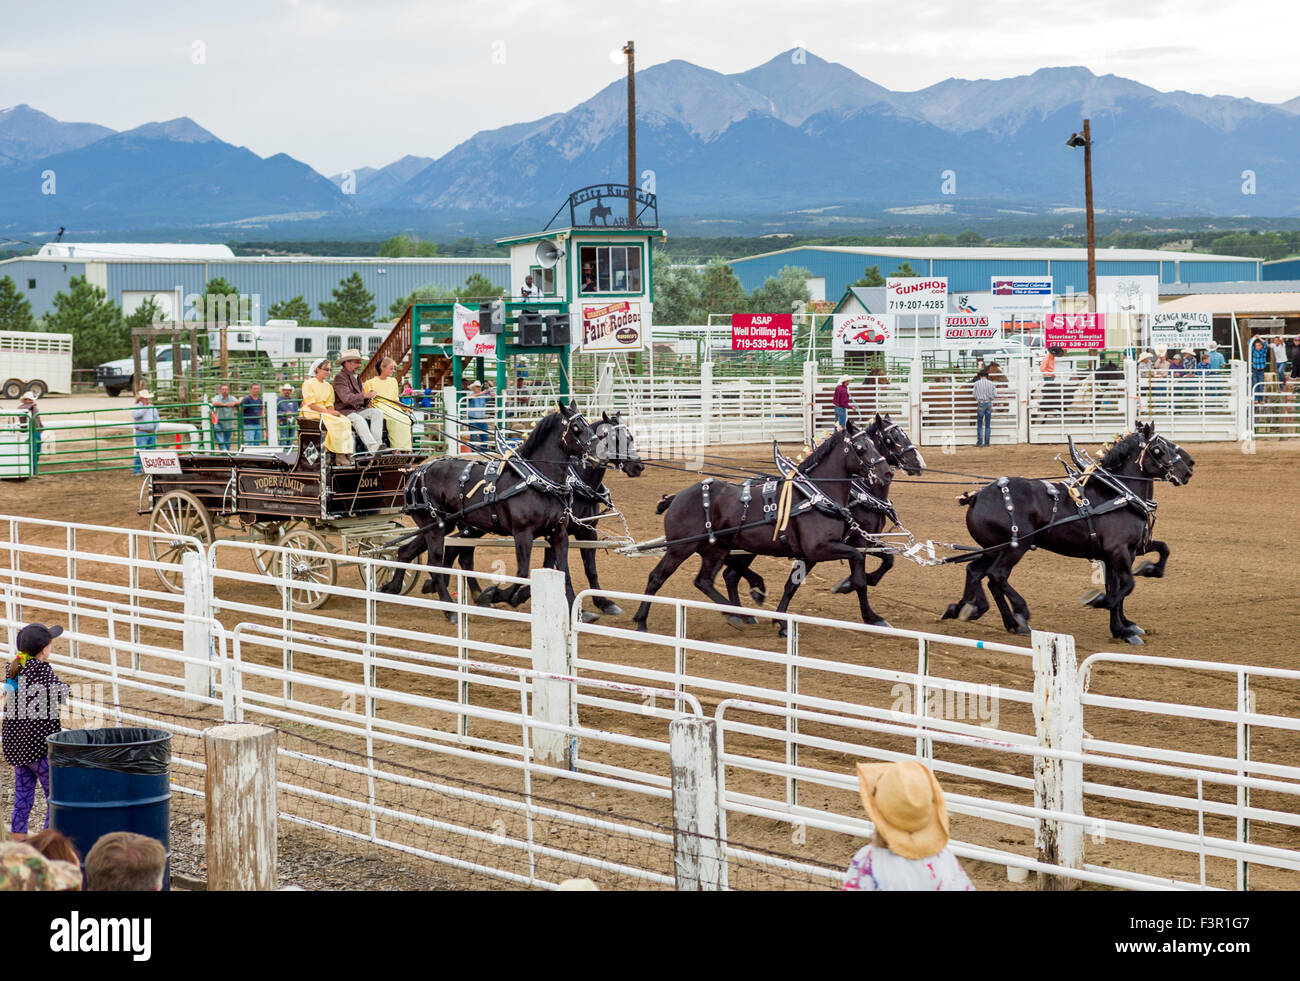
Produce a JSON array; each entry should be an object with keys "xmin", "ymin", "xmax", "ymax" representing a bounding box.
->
[
  {"xmin": 465, "ymin": 380, "xmax": 491, "ymax": 450},
  {"xmin": 240, "ymin": 383, "xmax": 265, "ymax": 447},
  {"xmin": 131, "ymin": 390, "xmax": 160, "ymax": 475},
  {"xmin": 1206, "ymin": 341, "xmax": 1226, "ymax": 371},
  {"xmin": 1250, "ymin": 337, "xmax": 1269, "ymax": 403}
]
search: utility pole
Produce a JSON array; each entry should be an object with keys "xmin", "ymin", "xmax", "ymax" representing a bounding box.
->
[
  {"xmin": 1067, "ymin": 120, "xmax": 1097, "ymax": 312},
  {"xmin": 624, "ymin": 40, "xmax": 636, "ymax": 227}
]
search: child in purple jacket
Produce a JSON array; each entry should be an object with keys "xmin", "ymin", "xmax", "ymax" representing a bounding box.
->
[{"xmin": 3, "ymin": 623, "xmax": 71, "ymax": 841}]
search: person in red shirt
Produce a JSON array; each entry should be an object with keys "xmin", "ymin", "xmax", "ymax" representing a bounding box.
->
[{"xmin": 832, "ymin": 375, "xmax": 852, "ymax": 428}]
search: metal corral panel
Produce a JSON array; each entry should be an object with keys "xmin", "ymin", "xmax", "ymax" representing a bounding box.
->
[{"xmin": 0, "ymin": 259, "xmax": 87, "ymax": 317}]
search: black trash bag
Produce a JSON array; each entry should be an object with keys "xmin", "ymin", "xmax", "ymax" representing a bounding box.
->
[{"xmin": 47, "ymin": 727, "xmax": 172, "ymax": 775}]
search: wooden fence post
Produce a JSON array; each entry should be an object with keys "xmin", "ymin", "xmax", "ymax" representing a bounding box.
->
[
  {"xmin": 530, "ymin": 567, "xmax": 573, "ymax": 769},
  {"xmin": 670, "ymin": 717, "xmax": 725, "ymax": 891},
  {"xmin": 204, "ymin": 723, "xmax": 277, "ymax": 890},
  {"xmin": 1032, "ymin": 630, "xmax": 1084, "ymax": 890}
]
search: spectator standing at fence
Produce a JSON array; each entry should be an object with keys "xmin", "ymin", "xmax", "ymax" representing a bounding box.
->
[
  {"xmin": 85, "ymin": 832, "xmax": 166, "ymax": 891},
  {"xmin": 972, "ymin": 368, "xmax": 998, "ymax": 448},
  {"xmin": 842, "ymin": 760, "xmax": 975, "ymax": 891},
  {"xmin": 1206, "ymin": 341, "xmax": 1226, "ymax": 371},
  {"xmin": 1251, "ymin": 337, "xmax": 1269, "ymax": 403},
  {"xmin": 1273, "ymin": 338, "xmax": 1290, "ymax": 385},
  {"xmin": 833, "ymin": 375, "xmax": 853, "ymax": 428},
  {"xmin": 18, "ymin": 391, "xmax": 42, "ymax": 466},
  {"xmin": 211, "ymin": 384, "xmax": 238, "ymax": 451},
  {"xmin": 3, "ymin": 623, "xmax": 71, "ymax": 843},
  {"xmin": 276, "ymin": 383, "xmax": 299, "ymax": 444},
  {"xmin": 131, "ymin": 389, "xmax": 159, "ymax": 475},
  {"xmin": 466, "ymin": 379, "xmax": 491, "ymax": 450},
  {"xmin": 240, "ymin": 382, "xmax": 265, "ymax": 448}
]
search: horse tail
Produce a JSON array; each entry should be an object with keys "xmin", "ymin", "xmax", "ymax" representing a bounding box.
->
[{"xmin": 656, "ymin": 494, "xmax": 677, "ymax": 515}]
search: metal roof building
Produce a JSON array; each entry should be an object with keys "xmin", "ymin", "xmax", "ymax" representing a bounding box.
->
[
  {"xmin": 725, "ymin": 245, "xmax": 1262, "ymax": 300},
  {"xmin": 0, "ymin": 244, "xmax": 511, "ymax": 320}
]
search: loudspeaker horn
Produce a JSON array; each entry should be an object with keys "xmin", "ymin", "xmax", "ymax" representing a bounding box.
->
[{"xmin": 535, "ymin": 239, "xmax": 564, "ymax": 269}]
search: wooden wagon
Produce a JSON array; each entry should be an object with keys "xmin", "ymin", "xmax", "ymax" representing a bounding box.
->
[{"xmin": 139, "ymin": 418, "xmax": 422, "ymax": 608}]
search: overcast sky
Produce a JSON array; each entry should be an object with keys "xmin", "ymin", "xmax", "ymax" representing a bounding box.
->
[{"xmin": 2, "ymin": 0, "xmax": 1294, "ymax": 175}]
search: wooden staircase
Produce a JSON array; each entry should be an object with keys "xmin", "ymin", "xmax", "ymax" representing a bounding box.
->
[{"xmin": 362, "ymin": 304, "xmax": 455, "ymax": 392}]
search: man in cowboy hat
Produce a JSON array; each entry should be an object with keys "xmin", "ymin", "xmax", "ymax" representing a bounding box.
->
[
  {"xmin": 465, "ymin": 378, "xmax": 492, "ymax": 450},
  {"xmin": 1206, "ymin": 340, "xmax": 1225, "ymax": 371},
  {"xmin": 131, "ymin": 389, "xmax": 160, "ymax": 475},
  {"xmin": 842, "ymin": 760, "xmax": 974, "ymax": 891},
  {"xmin": 18, "ymin": 391, "xmax": 42, "ymax": 466},
  {"xmin": 832, "ymin": 375, "xmax": 853, "ymax": 428},
  {"xmin": 332, "ymin": 349, "xmax": 384, "ymax": 454}
]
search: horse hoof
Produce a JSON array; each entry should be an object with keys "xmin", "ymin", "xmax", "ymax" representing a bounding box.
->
[
  {"xmin": 420, "ymin": 579, "xmax": 435, "ymax": 595},
  {"xmin": 1128, "ymin": 625, "xmax": 1146, "ymax": 636},
  {"xmin": 941, "ymin": 604, "xmax": 960, "ymax": 620},
  {"xmin": 750, "ymin": 589, "xmax": 766, "ymax": 605},
  {"xmin": 476, "ymin": 589, "xmax": 497, "ymax": 607},
  {"xmin": 726, "ymin": 614, "xmax": 748, "ymax": 630},
  {"xmin": 831, "ymin": 578, "xmax": 854, "ymax": 595},
  {"xmin": 634, "ymin": 621, "xmax": 648, "ymax": 633},
  {"xmin": 742, "ymin": 615, "xmax": 759, "ymax": 626},
  {"xmin": 1134, "ymin": 561, "xmax": 1161, "ymax": 578},
  {"xmin": 1079, "ymin": 588, "xmax": 1105, "ymax": 608},
  {"xmin": 596, "ymin": 601, "xmax": 623, "ymax": 616},
  {"xmin": 957, "ymin": 602, "xmax": 978, "ymax": 622},
  {"xmin": 1012, "ymin": 615, "xmax": 1031, "ymax": 635},
  {"xmin": 1123, "ymin": 633, "xmax": 1145, "ymax": 646},
  {"xmin": 776, "ymin": 624, "xmax": 788, "ymax": 638},
  {"xmin": 868, "ymin": 618, "xmax": 891, "ymax": 629},
  {"xmin": 443, "ymin": 612, "xmax": 458, "ymax": 625},
  {"xmin": 579, "ymin": 610, "xmax": 600, "ymax": 624}
]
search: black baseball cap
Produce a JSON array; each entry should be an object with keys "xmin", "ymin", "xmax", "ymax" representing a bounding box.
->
[{"xmin": 17, "ymin": 623, "xmax": 63, "ymax": 655}]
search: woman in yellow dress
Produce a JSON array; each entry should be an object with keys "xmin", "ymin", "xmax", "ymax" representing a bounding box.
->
[
  {"xmin": 362, "ymin": 357, "xmax": 412, "ymax": 450},
  {"xmin": 299, "ymin": 358, "xmax": 355, "ymax": 462}
]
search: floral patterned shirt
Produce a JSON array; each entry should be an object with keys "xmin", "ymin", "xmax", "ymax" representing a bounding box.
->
[{"xmin": 842, "ymin": 844, "xmax": 975, "ymax": 891}]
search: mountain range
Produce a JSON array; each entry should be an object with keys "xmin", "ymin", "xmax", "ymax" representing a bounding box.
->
[{"xmin": 4, "ymin": 51, "xmax": 1300, "ymax": 239}]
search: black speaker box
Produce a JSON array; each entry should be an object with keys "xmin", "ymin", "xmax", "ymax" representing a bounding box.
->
[
  {"xmin": 545, "ymin": 313, "xmax": 571, "ymax": 347},
  {"xmin": 478, "ymin": 300, "xmax": 504, "ymax": 334},
  {"xmin": 517, "ymin": 309, "xmax": 544, "ymax": 346}
]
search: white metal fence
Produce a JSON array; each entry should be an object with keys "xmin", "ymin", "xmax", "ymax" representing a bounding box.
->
[
  {"xmin": 1251, "ymin": 381, "xmax": 1300, "ymax": 438},
  {"xmin": 3, "ymin": 513, "xmax": 1298, "ymax": 890}
]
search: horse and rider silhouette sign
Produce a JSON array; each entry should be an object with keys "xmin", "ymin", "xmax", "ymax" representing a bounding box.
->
[{"xmin": 547, "ymin": 185, "xmax": 659, "ymax": 229}]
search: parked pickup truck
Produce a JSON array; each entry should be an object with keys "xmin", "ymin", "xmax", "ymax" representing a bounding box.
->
[{"xmin": 95, "ymin": 345, "xmax": 195, "ymax": 397}]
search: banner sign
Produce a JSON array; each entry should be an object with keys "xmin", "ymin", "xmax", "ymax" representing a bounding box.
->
[
  {"xmin": 1045, "ymin": 313, "xmax": 1106, "ymax": 350},
  {"xmin": 989, "ymin": 276, "xmax": 1053, "ymax": 312},
  {"xmin": 886, "ymin": 277, "xmax": 948, "ymax": 313},
  {"xmin": 1097, "ymin": 276, "xmax": 1159, "ymax": 317},
  {"xmin": 950, "ymin": 292, "xmax": 991, "ymax": 315},
  {"xmin": 452, "ymin": 302, "xmax": 496, "ymax": 358},
  {"xmin": 1149, "ymin": 312, "xmax": 1214, "ymax": 348},
  {"xmin": 731, "ymin": 313, "xmax": 793, "ymax": 352},
  {"xmin": 940, "ymin": 314, "xmax": 1001, "ymax": 349},
  {"xmin": 580, "ymin": 301, "xmax": 645, "ymax": 352},
  {"xmin": 138, "ymin": 450, "xmax": 181, "ymax": 474},
  {"xmin": 832, "ymin": 313, "xmax": 896, "ymax": 354}
]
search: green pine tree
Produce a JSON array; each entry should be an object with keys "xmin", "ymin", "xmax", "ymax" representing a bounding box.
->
[
  {"xmin": 750, "ymin": 265, "xmax": 812, "ymax": 313},
  {"xmin": 319, "ymin": 272, "xmax": 377, "ymax": 327},
  {"xmin": 124, "ymin": 297, "xmax": 165, "ymax": 331},
  {"xmin": 651, "ymin": 252, "xmax": 704, "ymax": 325},
  {"xmin": 267, "ymin": 296, "xmax": 313, "ymax": 322},
  {"xmin": 45, "ymin": 276, "xmax": 127, "ymax": 368},
  {"xmin": 852, "ymin": 265, "xmax": 886, "ymax": 288},
  {"xmin": 0, "ymin": 275, "xmax": 36, "ymax": 332},
  {"xmin": 455, "ymin": 273, "xmax": 504, "ymax": 302},
  {"xmin": 892, "ymin": 262, "xmax": 920, "ymax": 278},
  {"xmin": 199, "ymin": 276, "xmax": 246, "ymax": 324},
  {"xmin": 698, "ymin": 260, "xmax": 748, "ymax": 319}
]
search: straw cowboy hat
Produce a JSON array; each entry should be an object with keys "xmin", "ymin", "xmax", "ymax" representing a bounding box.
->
[
  {"xmin": 136, "ymin": 389, "xmax": 154, "ymax": 400},
  {"xmin": 19, "ymin": 390, "xmax": 39, "ymax": 403},
  {"xmin": 1206, "ymin": 341, "xmax": 1219, "ymax": 351},
  {"xmin": 856, "ymin": 760, "xmax": 950, "ymax": 860},
  {"xmin": 338, "ymin": 348, "xmax": 364, "ymax": 363},
  {"xmin": 839, "ymin": 375, "xmax": 852, "ymax": 385},
  {"xmin": 1181, "ymin": 347, "xmax": 1196, "ymax": 355},
  {"xmin": 1136, "ymin": 352, "xmax": 1153, "ymax": 363}
]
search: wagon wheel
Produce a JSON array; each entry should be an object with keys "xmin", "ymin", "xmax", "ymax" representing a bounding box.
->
[
  {"xmin": 276, "ymin": 529, "xmax": 337, "ymax": 610},
  {"xmin": 247, "ymin": 520, "xmax": 295, "ymax": 576},
  {"xmin": 148, "ymin": 490, "xmax": 214, "ymax": 593},
  {"xmin": 354, "ymin": 535, "xmax": 418, "ymax": 596}
]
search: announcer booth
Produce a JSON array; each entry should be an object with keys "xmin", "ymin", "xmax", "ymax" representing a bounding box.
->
[{"xmin": 495, "ymin": 185, "xmax": 665, "ymax": 394}]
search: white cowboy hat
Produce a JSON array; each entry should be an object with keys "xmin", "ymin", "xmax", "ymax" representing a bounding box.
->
[
  {"xmin": 338, "ymin": 348, "xmax": 364, "ymax": 363},
  {"xmin": 1181, "ymin": 347, "xmax": 1195, "ymax": 355},
  {"xmin": 1137, "ymin": 352, "xmax": 1153, "ymax": 363},
  {"xmin": 281, "ymin": 382, "xmax": 293, "ymax": 390},
  {"xmin": 469, "ymin": 380, "xmax": 483, "ymax": 389},
  {"xmin": 1206, "ymin": 341, "xmax": 1218, "ymax": 351},
  {"xmin": 136, "ymin": 389, "xmax": 154, "ymax": 400},
  {"xmin": 839, "ymin": 375, "xmax": 852, "ymax": 385},
  {"xmin": 19, "ymin": 390, "xmax": 39, "ymax": 402},
  {"xmin": 857, "ymin": 760, "xmax": 950, "ymax": 861}
]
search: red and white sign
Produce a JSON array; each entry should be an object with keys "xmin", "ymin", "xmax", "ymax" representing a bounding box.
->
[
  {"xmin": 1044, "ymin": 312, "xmax": 1106, "ymax": 350},
  {"xmin": 731, "ymin": 313, "xmax": 793, "ymax": 351},
  {"xmin": 940, "ymin": 315, "xmax": 1001, "ymax": 349},
  {"xmin": 452, "ymin": 302, "xmax": 495, "ymax": 357},
  {"xmin": 886, "ymin": 277, "xmax": 948, "ymax": 314},
  {"xmin": 138, "ymin": 450, "xmax": 181, "ymax": 474},
  {"xmin": 832, "ymin": 313, "xmax": 896, "ymax": 354},
  {"xmin": 580, "ymin": 301, "xmax": 645, "ymax": 352}
]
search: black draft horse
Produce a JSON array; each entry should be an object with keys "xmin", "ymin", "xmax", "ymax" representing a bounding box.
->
[
  {"xmin": 721, "ymin": 413, "xmax": 927, "ymax": 606},
  {"xmin": 377, "ymin": 401, "xmax": 598, "ymax": 618},
  {"xmin": 940, "ymin": 422, "xmax": 1194, "ymax": 644},
  {"xmin": 632, "ymin": 421, "xmax": 894, "ymax": 636},
  {"xmin": 433, "ymin": 412, "xmax": 646, "ymax": 622}
]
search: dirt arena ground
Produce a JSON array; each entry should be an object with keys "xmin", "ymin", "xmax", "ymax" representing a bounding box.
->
[{"xmin": 3, "ymin": 437, "xmax": 1298, "ymax": 890}]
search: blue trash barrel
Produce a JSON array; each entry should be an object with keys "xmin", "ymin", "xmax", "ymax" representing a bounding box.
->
[{"xmin": 48, "ymin": 727, "xmax": 172, "ymax": 890}]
